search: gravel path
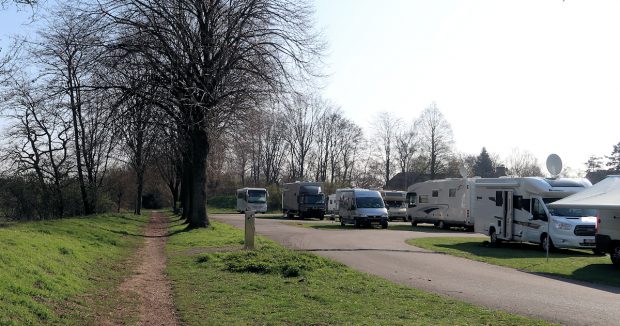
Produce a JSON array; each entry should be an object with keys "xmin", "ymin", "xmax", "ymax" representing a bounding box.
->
[{"xmin": 116, "ymin": 211, "xmax": 178, "ymax": 326}]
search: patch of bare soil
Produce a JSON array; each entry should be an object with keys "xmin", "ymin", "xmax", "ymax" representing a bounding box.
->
[{"xmin": 108, "ymin": 211, "xmax": 179, "ymax": 326}]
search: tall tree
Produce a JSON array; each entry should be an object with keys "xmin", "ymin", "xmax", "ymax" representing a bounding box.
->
[
  {"xmin": 473, "ymin": 147, "xmax": 495, "ymax": 177},
  {"xmin": 606, "ymin": 142, "xmax": 620, "ymax": 171},
  {"xmin": 414, "ymin": 102, "xmax": 454, "ymax": 179},
  {"xmin": 100, "ymin": 0, "xmax": 324, "ymax": 227},
  {"xmin": 372, "ymin": 112, "xmax": 401, "ymax": 185},
  {"xmin": 585, "ymin": 155, "xmax": 603, "ymax": 172}
]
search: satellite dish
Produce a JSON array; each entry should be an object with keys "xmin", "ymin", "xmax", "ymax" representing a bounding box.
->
[
  {"xmin": 458, "ymin": 165, "xmax": 468, "ymax": 179},
  {"xmin": 546, "ymin": 154, "xmax": 563, "ymax": 177}
]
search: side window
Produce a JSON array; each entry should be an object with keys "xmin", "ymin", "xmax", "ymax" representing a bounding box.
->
[
  {"xmin": 432, "ymin": 190, "xmax": 439, "ymax": 197},
  {"xmin": 532, "ymin": 198, "xmax": 548, "ymax": 221},
  {"xmin": 449, "ymin": 188, "xmax": 456, "ymax": 197},
  {"xmin": 495, "ymin": 191, "xmax": 503, "ymax": 207},
  {"xmin": 237, "ymin": 192, "xmax": 244, "ymax": 199},
  {"xmin": 513, "ymin": 195, "xmax": 523, "ymax": 210},
  {"xmin": 419, "ymin": 195, "xmax": 429, "ymax": 203},
  {"xmin": 521, "ymin": 198, "xmax": 531, "ymax": 212},
  {"xmin": 406, "ymin": 192, "xmax": 417, "ymax": 206}
]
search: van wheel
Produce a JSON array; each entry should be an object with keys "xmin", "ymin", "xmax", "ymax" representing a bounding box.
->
[
  {"xmin": 381, "ymin": 221, "xmax": 388, "ymax": 229},
  {"xmin": 489, "ymin": 228, "xmax": 501, "ymax": 247},
  {"xmin": 286, "ymin": 213, "xmax": 294, "ymax": 219},
  {"xmin": 611, "ymin": 245, "xmax": 620, "ymax": 267},
  {"xmin": 438, "ymin": 221, "xmax": 448, "ymax": 230},
  {"xmin": 592, "ymin": 248, "xmax": 605, "ymax": 256},
  {"xmin": 354, "ymin": 219, "xmax": 361, "ymax": 228},
  {"xmin": 340, "ymin": 219, "xmax": 346, "ymax": 227},
  {"xmin": 410, "ymin": 217, "xmax": 417, "ymax": 227},
  {"xmin": 541, "ymin": 234, "xmax": 555, "ymax": 252}
]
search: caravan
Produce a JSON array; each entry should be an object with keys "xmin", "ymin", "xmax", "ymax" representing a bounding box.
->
[
  {"xmin": 406, "ymin": 178, "xmax": 475, "ymax": 229},
  {"xmin": 473, "ymin": 177, "xmax": 597, "ymax": 251}
]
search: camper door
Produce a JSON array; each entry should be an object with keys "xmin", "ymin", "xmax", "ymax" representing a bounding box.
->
[{"xmin": 525, "ymin": 197, "xmax": 548, "ymax": 243}]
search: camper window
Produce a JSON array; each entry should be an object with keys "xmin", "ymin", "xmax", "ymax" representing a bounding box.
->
[
  {"xmin": 521, "ymin": 198, "xmax": 531, "ymax": 212},
  {"xmin": 419, "ymin": 195, "xmax": 429, "ymax": 203},
  {"xmin": 449, "ymin": 188, "xmax": 456, "ymax": 197},
  {"xmin": 237, "ymin": 191, "xmax": 245, "ymax": 199},
  {"xmin": 495, "ymin": 191, "xmax": 504, "ymax": 206},
  {"xmin": 407, "ymin": 193, "xmax": 417, "ymax": 207},
  {"xmin": 432, "ymin": 190, "xmax": 439, "ymax": 197},
  {"xmin": 532, "ymin": 198, "xmax": 548, "ymax": 221},
  {"xmin": 513, "ymin": 195, "xmax": 523, "ymax": 210}
]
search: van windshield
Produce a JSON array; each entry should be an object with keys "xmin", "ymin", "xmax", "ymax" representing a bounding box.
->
[
  {"xmin": 303, "ymin": 194, "xmax": 324, "ymax": 204},
  {"xmin": 543, "ymin": 198, "xmax": 596, "ymax": 217},
  {"xmin": 356, "ymin": 197, "xmax": 385, "ymax": 209},
  {"xmin": 384, "ymin": 200, "xmax": 405, "ymax": 208},
  {"xmin": 247, "ymin": 190, "xmax": 267, "ymax": 204}
]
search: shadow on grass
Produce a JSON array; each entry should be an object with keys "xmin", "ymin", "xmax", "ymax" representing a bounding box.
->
[
  {"xmin": 433, "ymin": 240, "xmax": 592, "ymax": 259},
  {"xmin": 305, "ymin": 223, "xmax": 476, "ymax": 234}
]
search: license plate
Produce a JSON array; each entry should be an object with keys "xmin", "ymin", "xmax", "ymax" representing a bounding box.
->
[{"xmin": 583, "ymin": 239, "xmax": 595, "ymax": 244}]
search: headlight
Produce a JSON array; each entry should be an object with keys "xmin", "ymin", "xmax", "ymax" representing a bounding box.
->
[
  {"xmin": 382, "ymin": 214, "xmax": 388, "ymax": 218},
  {"xmin": 358, "ymin": 214, "xmax": 368, "ymax": 218},
  {"xmin": 554, "ymin": 222, "xmax": 572, "ymax": 230}
]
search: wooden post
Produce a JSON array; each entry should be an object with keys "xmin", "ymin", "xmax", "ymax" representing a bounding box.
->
[{"xmin": 244, "ymin": 210, "xmax": 255, "ymax": 250}]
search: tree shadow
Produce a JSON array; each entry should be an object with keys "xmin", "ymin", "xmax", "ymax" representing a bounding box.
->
[{"xmin": 433, "ymin": 240, "xmax": 592, "ymax": 260}]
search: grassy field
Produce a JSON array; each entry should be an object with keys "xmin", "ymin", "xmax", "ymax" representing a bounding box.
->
[
  {"xmin": 0, "ymin": 213, "xmax": 148, "ymax": 325},
  {"xmin": 407, "ymin": 237, "xmax": 620, "ymax": 287},
  {"xmin": 165, "ymin": 215, "xmax": 553, "ymax": 325}
]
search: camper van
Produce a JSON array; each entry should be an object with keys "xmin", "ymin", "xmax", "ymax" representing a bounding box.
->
[
  {"xmin": 282, "ymin": 182, "xmax": 325, "ymax": 219},
  {"xmin": 473, "ymin": 177, "xmax": 597, "ymax": 251},
  {"xmin": 406, "ymin": 178, "xmax": 475, "ymax": 229},
  {"xmin": 236, "ymin": 188, "xmax": 268, "ymax": 213},
  {"xmin": 550, "ymin": 175, "xmax": 620, "ymax": 264},
  {"xmin": 339, "ymin": 189, "xmax": 388, "ymax": 228},
  {"xmin": 380, "ymin": 190, "xmax": 408, "ymax": 221}
]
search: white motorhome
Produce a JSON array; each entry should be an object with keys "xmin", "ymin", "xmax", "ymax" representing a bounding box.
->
[
  {"xmin": 473, "ymin": 177, "xmax": 597, "ymax": 251},
  {"xmin": 550, "ymin": 175, "xmax": 620, "ymax": 264},
  {"xmin": 406, "ymin": 178, "xmax": 475, "ymax": 229},
  {"xmin": 339, "ymin": 189, "xmax": 388, "ymax": 228},
  {"xmin": 327, "ymin": 194, "xmax": 338, "ymax": 217},
  {"xmin": 236, "ymin": 188, "xmax": 268, "ymax": 213},
  {"xmin": 380, "ymin": 190, "xmax": 408, "ymax": 221}
]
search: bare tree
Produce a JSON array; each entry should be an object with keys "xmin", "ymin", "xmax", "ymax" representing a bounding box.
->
[
  {"xmin": 372, "ymin": 112, "xmax": 401, "ymax": 185},
  {"xmin": 284, "ymin": 93, "xmax": 324, "ymax": 180},
  {"xmin": 506, "ymin": 148, "xmax": 543, "ymax": 177},
  {"xmin": 394, "ymin": 124, "xmax": 417, "ymax": 175},
  {"xmin": 414, "ymin": 102, "xmax": 454, "ymax": 179},
  {"xmin": 99, "ymin": 0, "xmax": 324, "ymax": 227}
]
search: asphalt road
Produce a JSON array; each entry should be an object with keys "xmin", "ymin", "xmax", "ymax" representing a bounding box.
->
[{"xmin": 213, "ymin": 214, "xmax": 620, "ymax": 326}]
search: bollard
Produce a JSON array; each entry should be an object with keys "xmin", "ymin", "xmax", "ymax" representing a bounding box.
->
[{"xmin": 244, "ymin": 210, "xmax": 256, "ymax": 250}]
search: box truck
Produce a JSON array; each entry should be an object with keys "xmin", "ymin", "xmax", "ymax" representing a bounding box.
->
[{"xmin": 282, "ymin": 182, "xmax": 325, "ymax": 219}]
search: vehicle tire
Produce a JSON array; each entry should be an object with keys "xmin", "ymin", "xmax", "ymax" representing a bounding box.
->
[
  {"xmin": 489, "ymin": 228, "xmax": 501, "ymax": 247},
  {"xmin": 319, "ymin": 215, "xmax": 325, "ymax": 221},
  {"xmin": 410, "ymin": 217, "xmax": 417, "ymax": 227},
  {"xmin": 438, "ymin": 220, "xmax": 448, "ymax": 230},
  {"xmin": 340, "ymin": 219, "xmax": 346, "ymax": 227},
  {"xmin": 611, "ymin": 245, "xmax": 620, "ymax": 267},
  {"xmin": 381, "ymin": 221, "xmax": 388, "ymax": 229},
  {"xmin": 592, "ymin": 248, "xmax": 606, "ymax": 256},
  {"xmin": 354, "ymin": 219, "xmax": 361, "ymax": 228},
  {"xmin": 541, "ymin": 234, "xmax": 556, "ymax": 252},
  {"xmin": 286, "ymin": 213, "xmax": 294, "ymax": 219}
]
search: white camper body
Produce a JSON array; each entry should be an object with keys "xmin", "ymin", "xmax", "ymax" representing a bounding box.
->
[
  {"xmin": 473, "ymin": 177, "xmax": 597, "ymax": 250},
  {"xmin": 327, "ymin": 194, "xmax": 339, "ymax": 216},
  {"xmin": 339, "ymin": 189, "xmax": 389, "ymax": 228},
  {"xmin": 236, "ymin": 187, "xmax": 268, "ymax": 213},
  {"xmin": 378, "ymin": 190, "xmax": 407, "ymax": 221},
  {"xmin": 406, "ymin": 178, "xmax": 475, "ymax": 229},
  {"xmin": 550, "ymin": 175, "xmax": 620, "ymax": 265}
]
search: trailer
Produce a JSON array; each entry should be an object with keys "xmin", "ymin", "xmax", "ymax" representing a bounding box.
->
[
  {"xmin": 282, "ymin": 182, "xmax": 325, "ymax": 219},
  {"xmin": 406, "ymin": 178, "xmax": 475, "ymax": 229},
  {"xmin": 473, "ymin": 177, "xmax": 597, "ymax": 251}
]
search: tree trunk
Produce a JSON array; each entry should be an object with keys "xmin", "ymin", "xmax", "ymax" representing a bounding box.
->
[
  {"xmin": 188, "ymin": 126, "xmax": 209, "ymax": 228},
  {"xmin": 135, "ymin": 170, "xmax": 144, "ymax": 215},
  {"xmin": 181, "ymin": 151, "xmax": 192, "ymax": 221}
]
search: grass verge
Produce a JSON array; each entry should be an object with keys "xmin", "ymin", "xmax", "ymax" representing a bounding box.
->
[
  {"xmin": 407, "ymin": 237, "xmax": 620, "ymax": 287},
  {"xmin": 0, "ymin": 213, "xmax": 148, "ymax": 325},
  {"xmin": 166, "ymin": 215, "xmax": 552, "ymax": 325}
]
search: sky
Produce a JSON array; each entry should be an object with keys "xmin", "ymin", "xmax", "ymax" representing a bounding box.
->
[
  {"xmin": 312, "ymin": 0, "xmax": 620, "ymax": 175},
  {"xmin": 2, "ymin": 1, "xmax": 620, "ymax": 175}
]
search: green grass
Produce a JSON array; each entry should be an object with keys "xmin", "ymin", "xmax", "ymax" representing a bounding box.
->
[
  {"xmin": 0, "ymin": 213, "xmax": 148, "ymax": 325},
  {"xmin": 166, "ymin": 215, "xmax": 553, "ymax": 325},
  {"xmin": 407, "ymin": 237, "xmax": 620, "ymax": 287}
]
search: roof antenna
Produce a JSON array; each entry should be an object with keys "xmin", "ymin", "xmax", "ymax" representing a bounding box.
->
[{"xmin": 546, "ymin": 154, "xmax": 563, "ymax": 179}]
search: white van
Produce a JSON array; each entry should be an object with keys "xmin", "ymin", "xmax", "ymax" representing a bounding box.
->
[
  {"xmin": 236, "ymin": 188, "xmax": 268, "ymax": 213},
  {"xmin": 339, "ymin": 189, "xmax": 388, "ymax": 228},
  {"xmin": 380, "ymin": 190, "xmax": 408, "ymax": 221}
]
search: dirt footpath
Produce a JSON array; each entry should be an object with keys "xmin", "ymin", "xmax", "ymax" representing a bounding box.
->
[{"xmin": 116, "ymin": 211, "xmax": 178, "ymax": 326}]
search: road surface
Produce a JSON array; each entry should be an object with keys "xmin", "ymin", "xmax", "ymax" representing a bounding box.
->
[{"xmin": 213, "ymin": 214, "xmax": 620, "ymax": 326}]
